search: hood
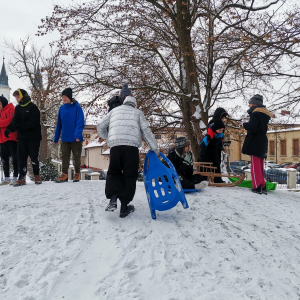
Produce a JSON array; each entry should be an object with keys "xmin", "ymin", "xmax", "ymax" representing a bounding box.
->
[
  {"xmin": 213, "ymin": 107, "xmax": 228, "ymax": 120},
  {"xmin": 123, "ymin": 96, "xmax": 137, "ymax": 108},
  {"xmin": 2, "ymin": 103, "xmax": 14, "ymax": 112},
  {"xmin": 19, "ymin": 94, "xmax": 32, "ymax": 107},
  {"xmin": 253, "ymin": 107, "xmax": 275, "ymax": 118}
]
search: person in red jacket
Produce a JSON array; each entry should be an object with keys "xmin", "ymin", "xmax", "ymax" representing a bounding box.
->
[{"xmin": 0, "ymin": 96, "xmax": 18, "ymax": 185}]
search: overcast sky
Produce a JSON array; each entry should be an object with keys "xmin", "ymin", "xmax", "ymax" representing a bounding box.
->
[{"xmin": 0, "ymin": 0, "xmax": 75, "ymax": 99}]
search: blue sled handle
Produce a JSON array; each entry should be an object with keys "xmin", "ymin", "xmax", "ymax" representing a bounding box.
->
[{"xmin": 183, "ymin": 189, "xmax": 202, "ymax": 194}]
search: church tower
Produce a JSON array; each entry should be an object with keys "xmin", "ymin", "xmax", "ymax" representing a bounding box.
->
[
  {"xmin": 34, "ymin": 63, "xmax": 43, "ymax": 89},
  {"xmin": 0, "ymin": 57, "xmax": 11, "ymax": 101}
]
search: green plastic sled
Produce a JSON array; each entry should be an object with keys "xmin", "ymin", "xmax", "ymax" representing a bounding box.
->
[{"xmin": 228, "ymin": 177, "xmax": 277, "ymax": 191}]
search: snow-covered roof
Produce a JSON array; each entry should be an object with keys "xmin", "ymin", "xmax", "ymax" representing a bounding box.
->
[
  {"xmin": 267, "ymin": 127, "xmax": 300, "ymax": 134},
  {"xmin": 84, "ymin": 140, "xmax": 106, "ymax": 149},
  {"xmin": 102, "ymin": 148, "xmax": 110, "ymax": 155}
]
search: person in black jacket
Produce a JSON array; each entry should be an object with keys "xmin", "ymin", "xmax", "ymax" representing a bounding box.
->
[
  {"xmin": 107, "ymin": 84, "xmax": 132, "ymax": 112},
  {"xmin": 242, "ymin": 94, "xmax": 273, "ymax": 195},
  {"xmin": 167, "ymin": 137, "xmax": 208, "ymax": 190},
  {"xmin": 198, "ymin": 119, "xmax": 225, "ymax": 183},
  {"xmin": 5, "ymin": 89, "xmax": 42, "ymax": 186}
]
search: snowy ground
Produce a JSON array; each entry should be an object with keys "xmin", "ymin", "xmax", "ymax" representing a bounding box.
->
[{"xmin": 1, "ymin": 180, "xmax": 300, "ymax": 300}]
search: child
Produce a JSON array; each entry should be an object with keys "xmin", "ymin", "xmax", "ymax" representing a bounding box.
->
[
  {"xmin": 198, "ymin": 119, "xmax": 225, "ymax": 183},
  {"xmin": 167, "ymin": 137, "xmax": 208, "ymax": 189},
  {"xmin": 242, "ymin": 94, "xmax": 273, "ymax": 194}
]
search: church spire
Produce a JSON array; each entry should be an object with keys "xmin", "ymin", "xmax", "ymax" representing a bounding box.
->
[
  {"xmin": 0, "ymin": 56, "xmax": 9, "ymax": 88},
  {"xmin": 34, "ymin": 62, "xmax": 43, "ymax": 89}
]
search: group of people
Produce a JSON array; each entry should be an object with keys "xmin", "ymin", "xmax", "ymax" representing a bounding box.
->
[
  {"xmin": 0, "ymin": 83, "xmax": 272, "ymax": 215},
  {"xmin": 0, "ymin": 87, "xmax": 85, "ymax": 186}
]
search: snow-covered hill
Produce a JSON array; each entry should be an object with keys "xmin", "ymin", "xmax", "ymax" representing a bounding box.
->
[{"xmin": 1, "ymin": 181, "xmax": 300, "ymax": 300}]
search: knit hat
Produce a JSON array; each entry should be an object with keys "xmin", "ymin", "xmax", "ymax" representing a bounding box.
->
[
  {"xmin": 175, "ymin": 137, "xmax": 190, "ymax": 155},
  {"xmin": 120, "ymin": 83, "xmax": 132, "ymax": 101},
  {"xmin": 212, "ymin": 119, "xmax": 225, "ymax": 131},
  {"xmin": 0, "ymin": 96, "xmax": 8, "ymax": 109},
  {"xmin": 249, "ymin": 94, "xmax": 263, "ymax": 106},
  {"xmin": 62, "ymin": 88, "xmax": 73, "ymax": 102}
]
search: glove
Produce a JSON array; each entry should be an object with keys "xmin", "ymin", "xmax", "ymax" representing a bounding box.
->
[
  {"xmin": 183, "ymin": 152, "xmax": 193, "ymax": 166},
  {"xmin": 4, "ymin": 129, "xmax": 11, "ymax": 138},
  {"xmin": 241, "ymin": 119, "xmax": 247, "ymax": 125},
  {"xmin": 153, "ymin": 149, "xmax": 160, "ymax": 157}
]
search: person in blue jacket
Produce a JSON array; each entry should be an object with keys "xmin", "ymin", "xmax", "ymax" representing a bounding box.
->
[{"xmin": 53, "ymin": 88, "xmax": 85, "ymax": 182}]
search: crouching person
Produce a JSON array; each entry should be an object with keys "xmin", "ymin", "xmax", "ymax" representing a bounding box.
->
[
  {"xmin": 198, "ymin": 119, "xmax": 225, "ymax": 183},
  {"xmin": 167, "ymin": 137, "xmax": 208, "ymax": 190},
  {"xmin": 54, "ymin": 88, "xmax": 85, "ymax": 183},
  {"xmin": 0, "ymin": 96, "xmax": 18, "ymax": 185},
  {"xmin": 97, "ymin": 92, "xmax": 159, "ymax": 218},
  {"xmin": 5, "ymin": 89, "xmax": 42, "ymax": 186}
]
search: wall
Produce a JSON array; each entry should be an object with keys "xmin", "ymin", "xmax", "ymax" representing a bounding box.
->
[{"xmin": 81, "ymin": 147, "xmax": 110, "ymax": 170}]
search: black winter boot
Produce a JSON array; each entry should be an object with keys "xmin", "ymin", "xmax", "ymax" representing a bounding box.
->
[
  {"xmin": 251, "ymin": 184, "xmax": 262, "ymax": 194},
  {"xmin": 119, "ymin": 203, "xmax": 135, "ymax": 218},
  {"xmin": 105, "ymin": 195, "xmax": 118, "ymax": 212},
  {"xmin": 262, "ymin": 184, "xmax": 267, "ymax": 195}
]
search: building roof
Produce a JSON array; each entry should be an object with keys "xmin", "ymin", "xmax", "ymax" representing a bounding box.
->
[
  {"xmin": 267, "ymin": 127, "xmax": 300, "ymax": 134},
  {"xmin": 0, "ymin": 57, "xmax": 9, "ymax": 88}
]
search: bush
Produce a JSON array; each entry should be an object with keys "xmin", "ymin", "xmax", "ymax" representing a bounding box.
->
[{"xmin": 40, "ymin": 158, "xmax": 59, "ymax": 181}]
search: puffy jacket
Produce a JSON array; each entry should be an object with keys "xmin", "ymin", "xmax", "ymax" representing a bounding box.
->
[
  {"xmin": 242, "ymin": 106, "xmax": 273, "ymax": 159},
  {"xmin": 7, "ymin": 95, "xmax": 42, "ymax": 140},
  {"xmin": 54, "ymin": 100, "xmax": 85, "ymax": 143},
  {"xmin": 0, "ymin": 103, "xmax": 18, "ymax": 143},
  {"xmin": 97, "ymin": 96, "xmax": 158, "ymax": 150}
]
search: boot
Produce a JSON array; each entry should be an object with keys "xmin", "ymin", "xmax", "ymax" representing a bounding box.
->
[
  {"xmin": 0, "ymin": 179, "xmax": 11, "ymax": 186},
  {"xmin": 55, "ymin": 173, "xmax": 68, "ymax": 183},
  {"xmin": 9, "ymin": 177, "xmax": 18, "ymax": 186},
  {"xmin": 262, "ymin": 184, "xmax": 267, "ymax": 195},
  {"xmin": 195, "ymin": 181, "xmax": 208, "ymax": 189},
  {"xmin": 73, "ymin": 173, "xmax": 80, "ymax": 182},
  {"xmin": 34, "ymin": 175, "xmax": 42, "ymax": 185},
  {"xmin": 13, "ymin": 179, "xmax": 26, "ymax": 187},
  {"xmin": 119, "ymin": 203, "xmax": 135, "ymax": 218},
  {"xmin": 251, "ymin": 184, "xmax": 262, "ymax": 194},
  {"xmin": 105, "ymin": 195, "xmax": 118, "ymax": 212}
]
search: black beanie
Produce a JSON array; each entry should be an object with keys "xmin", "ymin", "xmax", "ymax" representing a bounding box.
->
[
  {"xmin": 212, "ymin": 119, "xmax": 225, "ymax": 131},
  {"xmin": 249, "ymin": 94, "xmax": 263, "ymax": 106},
  {"xmin": 62, "ymin": 88, "xmax": 73, "ymax": 102},
  {"xmin": 0, "ymin": 96, "xmax": 8, "ymax": 108},
  {"xmin": 175, "ymin": 137, "xmax": 190, "ymax": 155}
]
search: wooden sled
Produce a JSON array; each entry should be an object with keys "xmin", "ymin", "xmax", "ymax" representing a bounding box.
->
[{"xmin": 194, "ymin": 162, "xmax": 245, "ymax": 187}]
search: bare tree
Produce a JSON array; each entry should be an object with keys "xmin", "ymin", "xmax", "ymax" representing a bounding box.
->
[
  {"xmin": 6, "ymin": 37, "xmax": 69, "ymax": 161},
  {"xmin": 38, "ymin": 0, "xmax": 300, "ymax": 158}
]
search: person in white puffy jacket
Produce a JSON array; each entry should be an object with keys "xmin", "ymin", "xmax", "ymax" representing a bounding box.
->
[{"xmin": 97, "ymin": 92, "xmax": 159, "ymax": 218}]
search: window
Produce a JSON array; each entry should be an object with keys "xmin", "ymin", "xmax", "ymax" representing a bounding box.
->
[
  {"xmin": 83, "ymin": 133, "xmax": 91, "ymax": 139},
  {"xmin": 293, "ymin": 139, "xmax": 299, "ymax": 156},
  {"xmin": 155, "ymin": 135, "xmax": 161, "ymax": 139},
  {"xmin": 269, "ymin": 140, "xmax": 275, "ymax": 156},
  {"xmin": 280, "ymin": 140, "xmax": 287, "ymax": 156}
]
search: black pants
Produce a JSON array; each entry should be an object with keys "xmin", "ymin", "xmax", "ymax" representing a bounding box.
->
[
  {"xmin": 18, "ymin": 138, "xmax": 41, "ymax": 180},
  {"xmin": 1, "ymin": 141, "xmax": 18, "ymax": 178},
  {"xmin": 180, "ymin": 174, "xmax": 203, "ymax": 189},
  {"xmin": 198, "ymin": 149, "xmax": 221, "ymax": 182},
  {"xmin": 105, "ymin": 145, "xmax": 139, "ymax": 205}
]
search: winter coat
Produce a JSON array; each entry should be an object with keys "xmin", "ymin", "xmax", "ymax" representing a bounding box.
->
[
  {"xmin": 97, "ymin": 96, "xmax": 158, "ymax": 150},
  {"xmin": 7, "ymin": 95, "xmax": 42, "ymax": 140},
  {"xmin": 108, "ymin": 96, "xmax": 123, "ymax": 112},
  {"xmin": 199, "ymin": 127, "xmax": 223, "ymax": 160},
  {"xmin": 242, "ymin": 106, "xmax": 273, "ymax": 159},
  {"xmin": 167, "ymin": 148, "xmax": 194, "ymax": 179},
  {"xmin": 0, "ymin": 103, "xmax": 18, "ymax": 143},
  {"xmin": 54, "ymin": 101, "xmax": 85, "ymax": 143}
]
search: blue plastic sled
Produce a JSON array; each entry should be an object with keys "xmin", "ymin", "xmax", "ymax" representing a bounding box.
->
[
  {"xmin": 143, "ymin": 151, "xmax": 189, "ymax": 219},
  {"xmin": 183, "ymin": 189, "xmax": 201, "ymax": 194}
]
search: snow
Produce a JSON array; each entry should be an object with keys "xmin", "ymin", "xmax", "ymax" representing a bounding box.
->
[
  {"xmin": 84, "ymin": 140, "xmax": 106, "ymax": 149},
  {"xmin": 1, "ymin": 181, "xmax": 300, "ymax": 299},
  {"xmin": 267, "ymin": 126, "xmax": 300, "ymax": 134}
]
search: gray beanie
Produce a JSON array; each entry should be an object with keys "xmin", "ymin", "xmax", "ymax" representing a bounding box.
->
[
  {"xmin": 120, "ymin": 83, "xmax": 132, "ymax": 101},
  {"xmin": 249, "ymin": 94, "xmax": 263, "ymax": 106}
]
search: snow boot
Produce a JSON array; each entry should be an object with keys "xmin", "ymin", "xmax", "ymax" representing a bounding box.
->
[
  {"xmin": 34, "ymin": 175, "xmax": 42, "ymax": 185},
  {"xmin": 105, "ymin": 195, "xmax": 118, "ymax": 212},
  {"xmin": 195, "ymin": 181, "xmax": 208, "ymax": 189},
  {"xmin": 0, "ymin": 179, "xmax": 11, "ymax": 186},
  {"xmin": 262, "ymin": 184, "xmax": 267, "ymax": 195},
  {"xmin": 13, "ymin": 179, "xmax": 26, "ymax": 187},
  {"xmin": 73, "ymin": 173, "xmax": 80, "ymax": 182},
  {"xmin": 55, "ymin": 173, "xmax": 68, "ymax": 183},
  {"xmin": 251, "ymin": 184, "xmax": 262, "ymax": 194},
  {"xmin": 9, "ymin": 177, "xmax": 18, "ymax": 186},
  {"xmin": 119, "ymin": 203, "xmax": 135, "ymax": 218}
]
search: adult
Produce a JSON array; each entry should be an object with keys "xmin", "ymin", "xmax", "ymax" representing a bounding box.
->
[
  {"xmin": 54, "ymin": 88, "xmax": 85, "ymax": 183},
  {"xmin": 97, "ymin": 91, "xmax": 159, "ymax": 218},
  {"xmin": 0, "ymin": 96, "xmax": 18, "ymax": 185},
  {"xmin": 5, "ymin": 89, "xmax": 42, "ymax": 186},
  {"xmin": 167, "ymin": 137, "xmax": 208, "ymax": 190},
  {"xmin": 242, "ymin": 94, "xmax": 273, "ymax": 194}
]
